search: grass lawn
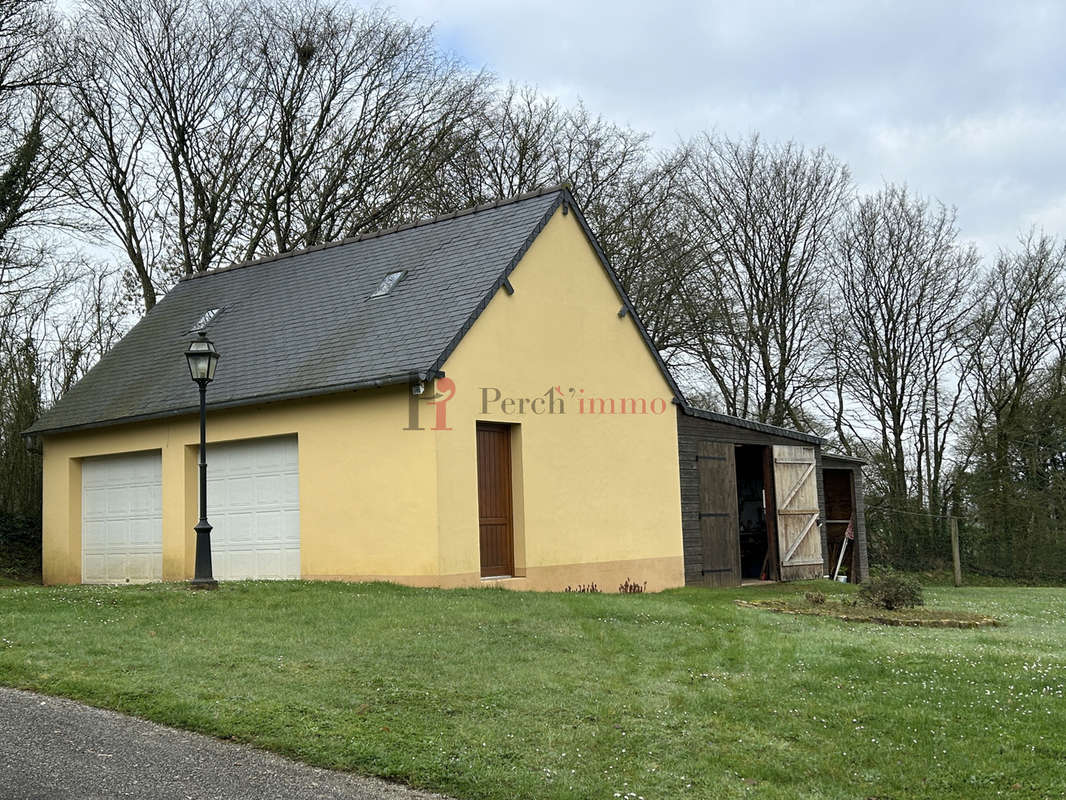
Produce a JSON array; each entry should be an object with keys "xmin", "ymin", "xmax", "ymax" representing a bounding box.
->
[{"xmin": 0, "ymin": 581, "xmax": 1063, "ymax": 800}]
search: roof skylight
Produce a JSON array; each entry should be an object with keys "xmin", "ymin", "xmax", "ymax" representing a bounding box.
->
[
  {"xmin": 369, "ymin": 270, "xmax": 407, "ymax": 298},
  {"xmin": 187, "ymin": 307, "xmax": 223, "ymax": 334}
]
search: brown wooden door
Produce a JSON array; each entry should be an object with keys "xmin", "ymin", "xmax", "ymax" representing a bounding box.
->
[
  {"xmin": 476, "ymin": 423, "xmax": 514, "ymax": 577},
  {"xmin": 697, "ymin": 441, "xmax": 741, "ymax": 587}
]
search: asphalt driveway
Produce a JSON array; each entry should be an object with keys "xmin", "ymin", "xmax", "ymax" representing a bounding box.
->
[{"xmin": 0, "ymin": 687, "xmax": 450, "ymax": 800}]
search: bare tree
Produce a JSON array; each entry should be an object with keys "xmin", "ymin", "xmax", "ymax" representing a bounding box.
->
[
  {"xmin": 681, "ymin": 134, "xmax": 850, "ymax": 426},
  {"xmin": 0, "ymin": 331, "xmax": 40, "ymax": 515},
  {"xmin": 962, "ymin": 232, "xmax": 1066, "ymax": 571},
  {"xmin": 41, "ymin": 265, "xmax": 127, "ymax": 399},
  {"xmin": 0, "ymin": 0, "xmax": 70, "ymax": 242},
  {"xmin": 828, "ymin": 184, "xmax": 979, "ymax": 564},
  {"xmin": 969, "ymin": 232, "xmax": 1066, "ymax": 435},
  {"xmin": 424, "ymin": 85, "xmax": 655, "ymax": 213},
  {"xmin": 1, "ymin": 0, "xmax": 77, "ymax": 317},
  {"xmin": 425, "ymin": 84, "xmax": 698, "ymax": 356},
  {"xmin": 59, "ymin": 52, "xmax": 161, "ymax": 310},
  {"xmin": 421, "ymin": 84, "xmax": 566, "ymax": 208},
  {"xmin": 62, "ymin": 0, "xmax": 271, "ymax": 308},
  {"xmin": 62, "ymin": 0, "xmax": 485, "ymax": 311},
  {"xmin": 0, "ymin": 3, "xmax": 129, "ymax": 502},
  {"xmin": 592, "ymin": 148, "xmax": 706, "ymax": 361},
  {"xmin": 0, "ymin": 0, "xmax": 85, "ymax": 435},
  {"xmin": 239, "ymin": 0, "xmax": 485, "ymax": 254}
]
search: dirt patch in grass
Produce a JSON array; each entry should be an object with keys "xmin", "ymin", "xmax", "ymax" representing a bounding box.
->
[{"xmin": 736, "ymin": 598, "xmax": 1000, "ymax": 628}]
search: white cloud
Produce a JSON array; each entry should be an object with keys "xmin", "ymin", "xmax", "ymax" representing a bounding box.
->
[{"xmin": 386, "ymin": 0, "xmax": 1066, "ymax": 257}]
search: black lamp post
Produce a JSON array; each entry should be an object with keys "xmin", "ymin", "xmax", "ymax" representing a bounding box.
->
[{"xmin": 185, "ymin": 330, "xmax": 221, "ymax": 590}]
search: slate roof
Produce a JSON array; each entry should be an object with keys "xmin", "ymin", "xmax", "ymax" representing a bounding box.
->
[
  {"xmin": 679, "ymin": 404, "xmax": 825, "ymax": 445},
  {"xmin": 30, "ymin": 187, "xmax": 681, "ymax": 435}
]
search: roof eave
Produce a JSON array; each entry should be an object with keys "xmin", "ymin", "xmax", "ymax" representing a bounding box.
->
[
  {"xmin": 25, "ymin": 371, "xmax": 429, "ymax": 438},
  {"xmin": 426, "ymin": 191, "xmax": 566, "ymax": 378},
  {"xmin": 821, "ymin": 452, "xmax": 868, "ymax": 466},
  {"xmin": 680, "ymin": 403, "xmax": 825, "ymax": 445},
  {"xmin": 560, "ymin": 190, "xmax": 686, "ymax": 405}
]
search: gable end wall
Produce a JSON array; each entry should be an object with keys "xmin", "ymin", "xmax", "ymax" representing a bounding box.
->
[{"xmin": 433, "ymin": 207, "xmax": 685, "ymax": 591}]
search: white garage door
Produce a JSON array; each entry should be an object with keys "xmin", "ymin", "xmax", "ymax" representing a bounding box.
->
[
  {"xmin": 82, "ymin": 451, "xmax": 163, "ymax": 584},
  {"xmin": 206, "ymin": 436, "xmax": 300, "ymax": 580}
]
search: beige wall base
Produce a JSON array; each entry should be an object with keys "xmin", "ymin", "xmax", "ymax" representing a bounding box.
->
[{"xmin": 305, "ymin": 554, "xmax": 684, "ymax": 593}]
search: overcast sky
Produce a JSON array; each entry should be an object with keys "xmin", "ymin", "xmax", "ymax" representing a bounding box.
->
[{"xmin": 387, "ymin": 0, "xmax": 1066, "ymax": 259}]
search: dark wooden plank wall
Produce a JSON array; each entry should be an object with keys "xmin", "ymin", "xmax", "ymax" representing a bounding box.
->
[
  {"xmin": 852, "ymin": 468, "xmax": 869, "ymax": 581},
  {"xmin": 677, "ymin": 409, "xmax": 828, "ymax": 586}
]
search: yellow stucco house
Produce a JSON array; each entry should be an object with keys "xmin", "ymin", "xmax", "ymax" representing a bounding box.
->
[{"xmin": 29, "ymin": 188, "xmax": 686, "ymax": 591}]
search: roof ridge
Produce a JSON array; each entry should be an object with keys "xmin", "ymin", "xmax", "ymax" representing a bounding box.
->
[{"xmin": 181, "ymin": 184, "xmax": 571, "ymax": 282}]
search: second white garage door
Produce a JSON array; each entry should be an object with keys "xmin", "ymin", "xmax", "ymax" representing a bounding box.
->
[{"xmin": 206, "ymin": 436, "xmax": 300, "ymax": 580}]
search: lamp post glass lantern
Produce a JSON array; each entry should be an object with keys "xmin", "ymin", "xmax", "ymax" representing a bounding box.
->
[{"xmin": 185, "ymin": 331, "xmax": 221, "ymax": 589}]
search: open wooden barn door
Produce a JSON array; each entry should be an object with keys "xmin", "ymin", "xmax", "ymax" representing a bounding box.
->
[
  {"xmin": 697, "ymin": 441, "xmax": 741, "ymax": 587},
  {"xmin": 772, "ymin": 445, "xmax": 823, "ymax": 580}
]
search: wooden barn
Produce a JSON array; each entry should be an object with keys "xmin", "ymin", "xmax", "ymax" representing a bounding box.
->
[{"xmin": 676, "ymin": 404, "xmax": 869, "ymax": 587}]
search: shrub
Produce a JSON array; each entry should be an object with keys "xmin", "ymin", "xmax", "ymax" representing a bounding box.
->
[
  {"xmin": 804, "ymin": 590, "xmax": 826, "ymax": 605},
  {"xmin": 0, "ymin": 512, "xmax": 41, "ymax": 582},
  {"xmin": 858, "ymin": 573, "xmax": 924, "ymax": 610},
  {"xmin": 618, "ymin": 578, "xmax": 647, "ymax": 594}
]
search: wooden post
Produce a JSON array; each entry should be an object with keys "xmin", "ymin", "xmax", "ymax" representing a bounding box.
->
[{"xmin": 950, "ymin": 516, "xmax": 962, "ymax": 587}]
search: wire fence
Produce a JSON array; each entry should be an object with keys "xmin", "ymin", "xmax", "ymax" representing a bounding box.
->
[{"xmin": 864, "ymin": 502, "xmax": 1066, "ymax": 583}]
